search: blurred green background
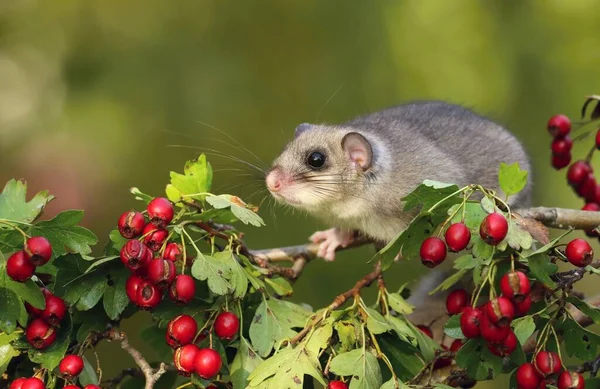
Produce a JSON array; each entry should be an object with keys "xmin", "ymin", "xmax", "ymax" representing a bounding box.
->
[{"xmin": 1, "ymin": 0, "xmax": 598, "ymax": 387}]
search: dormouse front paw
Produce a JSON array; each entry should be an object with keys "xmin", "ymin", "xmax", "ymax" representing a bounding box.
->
[{"xmin": 309, "ymin": 228, "xmax": 354, "ymax": 262}]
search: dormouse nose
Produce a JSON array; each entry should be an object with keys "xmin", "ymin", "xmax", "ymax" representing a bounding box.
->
[{"xmin": 266, "ymin": 168, "xmax": 282, "ymax": 192}]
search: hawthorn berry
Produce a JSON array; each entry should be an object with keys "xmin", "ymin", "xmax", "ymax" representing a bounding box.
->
[
  {"xmin": 487, "ymin": 330, "xmax": 517, "ymax": 357},
  {"xmin": 547, "ymin": 114, "xmax": 571, "ymax": 137},
  {"xmin": 26, "ymin": 319, "xmax": 57, "ymax": 350},
  {"xmin": 174, "ymin": 344, "xmax": 200, "ymax": 375},
  {"xmin": 577, "ymin": 173, "xmax": 597, "ymax": 201},
  {"xmin": 84, "ymin": 386, "xmax": 102, "ymax": 389},
  {"xmin": 444, "ymin": 222, "xmax": 471, "ymax": 252},
  {"xmin": 147, "ymin": 258, "xmax": 176, "ymax": 289},
  {"xmin": 485, "ymin": 297, "xmax": 515, "ymax": 327},
  {"xmin": 147, "ymin": 197, "xmax": 174, "ymax": 227},
  {"xmin": 460, "ymin": 307, "xmax": 482, "ymax": 338},
  {"xmin": 194, "ymin": 348, "xmax": 222, "ymax": 379},
  {"xmin": 557, "ymin": 371, "xmax": 585, "ymax": 389},
  {"xmin": 24, "ymin": 236, "xmax": 52, "ymax": 266},
  {"xmin": 125, "ymin": 274, "xmax": 146, "ymax": 303},
  {"xmin": 567, "ymin": 161, "xmax": 592, "ymax": 188},
  {"xmin": 500, "ymin": 271, "xmax": 531, "ymax": 302},
  {"xmin": 41, "ymin": 293, "xmax": 67, "ymax": 326},
  {"xmin": 25, "ymin": 302, "xmax": 43, "ymax": 317},
  {"xmin": 6, "ymin": 251, "xmax": 35, "ymax": 282},
  {"xmin": 446, "ymin": 289, "xmax": 469, "ymax": 315},
  {"xmin": 214, "ymin": 312, "xmax": 240, "ymax": 340},
  {"xmin": 20, "ymin": 378, "xmax": 46, "ymax": 389},
  {"xmin": 419, "ymin": 237, "xmax": 447, "ymax": 268},
  {"xmin": 120, "ymin": 240, "xmax": 152, "ymax": 271},
  {"xmin": 59, "ymin": 354, "xmax": 84, "ymax": 379},
  {"xmin": 565, "ymin": 238, "xmax": 593, "ymax": 267},
  {"xmin": 516, "ymin": 363, "xmax": 542, "ymax": 389},
  {"xmin": 164, "ymin": 242, "xmax": 183, "ymax": 262},
  {"xmin": 9, "ymin": 378, "xmax": 27, "ymax": 389},
  {"xmin": 479, "ymin": 213, "xmax": 508, "ymax": 246},
  {"xmin": 450, "ymin": 339, "xmax": 463, "ymax": 352},
  {"xmin": 166, "ymin": 315, "xmax": 198, "ymax": 348},
  {"xmin": 118, "ymin": 211, "xmax": 146, "ymax": 239},
  {"xmin": 479, "ymin": 313, "xmax": 510, "ymax": 343},
  {"xmin": 552, "ymin": 154, "xmax": 571, "ymax": 170},
  {"xmin": 136, "ymin": 281, "xmax": 162, "ymax": 310},
  {"xmin": 328, "ymin": 381, "xmax": 349, "ymax": 389},
  {"xmin": 514, "ymin": 295, "xmax": 533, "ymax": 317},
  {"xmin": 535, "ymin": 351, "xmax": 562, "ymax": 377},
  {"xmin": 551, "ymin": 137, "xmax": 573, "ymax": 156},
  {"xmin": 169, "ymin": 274, "xmax": 196, "ymax": 304},
  {"xmin": 416, "ymin": 325, "xmax": 433, "ymax": 339},
  {"xmin": 142, "ymin": 224, "xmax": 168, "ymax": 251}
]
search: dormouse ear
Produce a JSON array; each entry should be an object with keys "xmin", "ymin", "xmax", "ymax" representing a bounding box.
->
[
  {"xmin": 342, "ymin": 132, "xmax": 372, "ymax": 171},
  {"xmin": 294, "ymin": 123, "xmax": 312, "ymax": 138}
]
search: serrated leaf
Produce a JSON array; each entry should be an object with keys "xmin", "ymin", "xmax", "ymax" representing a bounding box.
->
[
  {"xmin": 366, "ymin": 307, "xmax": 392, "ymax": 334},
  {"xmin": 247, "ymin": 346, "xmax": 325, "ymax": 388},
  {"xmin": 472, "ymin": 235, "xmax": 494, "ymax": 259},
  {"xmin": 386, "ymin": 292, "xmax": 414, "ymax": 315},
  {"xmin": 377, "ymin": 213, "xmax": 437, "ymax": 268},
  {"xmin": 511, "ymin": 316, "xmax": 535, "ymax": 346},
  {"xmin": 206, "ymin": 195, "xmax": 265, "ymax": 226},
  {"xmin": 29, "ymin": 313, "xmax": 72, "ymax": 370},
  {"xmin": 377, "ymin": 334, "xmax": 423, "ymax": 381},
  {"xmin": 165, "ymin": 155, "xmax": 213, "ymax": 203},
  {"xmin": 453, "ymin": 254, "xmax": 483, "ymax": 270},
  {"xmin": 449, "ymin": 202, "xmax": 488, "ymax": 231},
  {"xmin": 0, "ymin": 331, "xmax": 19, "ymax": 376},
  {"xmin": 480, "ymin": 197, "xmax": 496, "ymax": 214},
  {"xmin": 79, "ymin": 356, "xmax": 99, "ymax": 386},
  {"xmin": 559, "ymin": 318, "xmax": 600, "ymax": 360},
  {"xmin": 31, "ymin": 210, "xmax": 98, "ymax": 257},
  {"xmin": 0, "ymin": 179, "xmax": 54, "ymax": 223},
  {"xmin": 386, "ymin": 315, "xmax": 415, "ymax": 344},
  {"xmin": 381, "ymin": 378, "xmax": 408, "ymax": 389},
  {"xmin": 191, "ymin": 252, "xmax": 232, "ymax": 296},
  {"xmin": 335, "ymin": 320, "xmax": 357, "ymax": 351},
  {"xmin": 329, "ymin": 348, "xmax": 382, "ymax": 389},
  {"xmin": 456, "ymin": 338, "xmax": 502, "ymax": 380},
  {"xmin": 231, "ymin": 337, "xmax": 264, "ymax": 389},
  {"xmin": 499, "ymin": 162, "xmax": 528, "ymax": 198},
  {"xmin": 214, "ymin": 250, "xmax": 248, "ymax": 299},
  {"xmin": 103, "ymin": 269, "xmax": 130, "ymax": 320},
  {"xmin": 265, "ymin": 277, "xmax": 293, "ymax": 297},
  {"xmin": 506, "ymin": 218, "xmax": 533, "ymax": 251},
  {"xmin": 402, "ymin": 181, "xmax": 461, "ymax": 212},
  {"xmin": 526, "ymin": 254, "xmax": 557, "ymax": 287},
  {"xmin": 306, "ymin": 324, "xmax": 333, "ymax": 355},
  {"xmin": 0, "ymin": 266, "xmax": 26, "ymax": 333},
  {"xmin": 567, "ymin": 297, "xmax": 600, "ymax": 324},
  {"xmin": 408, "ymin": 321, "xmax": 438, "ymax": 361},
  {"xmin": 76, "ymin": 278, "xmax": 108, "ymax": 311},
  {"xmin": 443, "ymin": 314, "xmax": 465, "ymax": 339}
]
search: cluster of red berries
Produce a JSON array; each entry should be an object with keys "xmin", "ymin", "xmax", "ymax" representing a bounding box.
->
[
  {"xmin": 10, "ymin": 354, "xmax": 98, "ymax": 389},
  {"xmin": 548, "ymin": 114, "xmax": 574, "ymax": 170},
  {"xmin": 10, "ymin": 380, "xmax": 99, "ymax": 389},
  {"xmin": 516, "ymin": 353, "xmax": 584, "ymax": 389},
  {"xmin": 420, "ymin": 213, "xmax": 508, "ymax": 267},
  {"xmin": 24, "ymin": 288, "xmax": 67, "ymax": 350},
  {"xmin": 454, "ymin": 270, "xmax": 531, "ymax": 357},
  {"xmin": 6, "ymin": 236, "xmax": 52, "ymax": 282},
  {"xmin": 169, "ymin": 311, "xmax": 239, "ymax": 381},
  {"xmin": 117, "ymin": 198, "xmax": 196, "ymax": 309}
]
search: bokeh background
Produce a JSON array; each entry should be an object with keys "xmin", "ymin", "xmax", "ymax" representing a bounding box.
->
[{"xmin": 1, "ymin": 0, "xmax": 598, "ymax": 387}]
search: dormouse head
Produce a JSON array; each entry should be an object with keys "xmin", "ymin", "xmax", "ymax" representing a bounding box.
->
[{"xmin": 266, "ymin": 122, "xmax": 374, "ymax": 211}]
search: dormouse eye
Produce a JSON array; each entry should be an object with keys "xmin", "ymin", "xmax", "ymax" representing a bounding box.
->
[{"xmin": 306, "ymin": 151, "xmax": 326, "ymax": 169}]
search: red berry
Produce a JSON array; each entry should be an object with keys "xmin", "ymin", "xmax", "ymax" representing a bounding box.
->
[
  {"xmin": 26, "ymin": 318, "xmax": 57, "ymax": 349},
  {"xmin": 488, "ymin": 330, "xmax": 517, "ymax": 357},
  {"xmin": 416, "ymin": 325, "xmax": 433, "ymax": 339},
  {"xmin": 552, "ymin": 154, "xmax": 572, "ymax": 170},
  {"xmin": 485, "ymin": 297, "xmax": 515, "ymax": 327},
  {"xmin": 577, "ymin": 173, "xmax": 597, "ymax": 201},
  {"xmin": 450, "ymin": 339, "xmax": 463, "ymax": 352},
  {"xmin": 147, "ymin": 197, "xmax": 174, "ymax": 227},
  {"xmin": 40, "ymin": 293, "xmax": 67, "ymax": 326},
  {"xmin": 214, "ymin": 312, "xmax": 240, "ymax": 340},
  {"xmin": 328, "ymin": 381, "xmax": 349, "ymax": 389},
  {"xmin": 169, "ymin": 274, "xmax": 196, "ymax": 304},
  {"xmin": 479, "ymin": 313, "xmax": 510, "ymax": 343},
  {"xmin": 460, "ymin": 307, "xmax": 482, "ymax": 338},
  {"xmin": 136, "ymin": 281, "xmax": 162, "ymax": 310},
  {"xmin": 547, "ymin": 114, "xmax": 571, "ymax": 138},
  {"xmin": 446, "ymin": 289, "xmax": 470, "ymax": 315},
  {"xmin": 596, "ymin": 129, "xmax": 600, "ymax": 150},
  {"xmin": 84, "ymin": 386, "xmax": 102, "ymax": 389},
  {"xmin": 125, "ymin": 274, "xmax": 145, "ymax": 303},
  {"xmin": 516, "ymin": 363, "xmax": 542, "ymax": 389},
  {"xmin": 445, "ymin": 223, "xmax": 471, "ymax": 252},
  {"xmin": 583, "ymin": 203, "xmax": 600, "ymax": 212},
  {"xmin": 24, "ymin": 237, "xmax": 52, "ymax": 266},
  {"xmin": 147, "ymin": 258, "xmax": 176, "ymax": 289},
  {"xmin": 164, "ymin": 242, "xmax": 183, "ymax": 262},
  {"xmin": 6, "ymin": 251, "xmax": 35, "ymax": 282},
  {"xmin": 9, "ymin": 378, "xmax": 27, "ymax": 389},
  {"xmin": 59, "ymin": 354, "xmax": 84, "ymax": 378},
  {"xmin": 118, "ymin": 211, "xmax": 146, "ymax": 239},
  {"xmin": 500, "ymin": 271, "xmax": 531, "ymax": 303},
  {"xmin": 565, "ymin": 238, "xmax": 593, "ymax": 267},
  {"xmin": 567, "ymin": 161, "xmax": 592, "ymax": 188},
  {"xmin": 194, "ymin": 348, "xmax": 222, "ymax": 379},
  {"xmin": 25, "ymin": 302, "xmax": 43, "ymax": 317},
  {"xmin": 20, "ymin": 378, "xmax": 46, "ymax": 389},
  {"xmin": 419, "ymin": 237, "xmax": 447, "ymax": 268},
  {"xmin": 120, "ymin": 240, "xmax": 152, "ymax": 271},
  {"xmin": 479, "ymin": 213, "xmax": 508, "ymax": 246},
  {"xmin": 142, "ymin": 224, "xmax": 168, "ymax": 251},
  {"xmin": 174, "ymin": 344, "xmax": 199, "ymax": 376},
  {"xmin": 557, "ymin": 371, "xmax": 585, "ymax": 389},
  {"xmin": 551, "ymin": 137, "xmax": 573, "ymax": 156},
  {"xmin": 166, "ymin": 314, "xmax": 198, "ymax": 348},
  {"xmin": 514, "ymin": 295, "xmax": 533, "ymax": 317},
  {"xmin": 535, "ymin": 351, "xmax": 562, "ymax": 377}
]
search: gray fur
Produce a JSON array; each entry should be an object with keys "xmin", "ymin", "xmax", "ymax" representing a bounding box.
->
[{"xmin": 270, "ymin": 101, "xmax": 532, "ymax": 243}]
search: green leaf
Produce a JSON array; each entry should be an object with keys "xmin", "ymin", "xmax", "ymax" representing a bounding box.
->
[
  {"xmin": 522, "ymin": 229, "xmax": 572, "ymax": 257},
  {"xmin": 511, "ymin": 316, "xmax": 535, "ymax": 346},
  {"xmin": 0, "ymin": 287, "xmax": 23, "ymax": 333},
  {"xmin": 407, "ymin": 321, "xmax": 439, "ymax": 362},
  {"xmin": 365, "ymin": 307, "xmax": 392, "ymax": 334},
  {"xmin": 31, "ymin": 210, "xmax": 98, "ymax": 257},
  {"xmin": 386, "ymin": 316, "xmax": 415, "ymax": 344},
  {"xmin": 191, "ymin": 252, "xmax": 232, "ymax": 295},
  {"xmin": 430, "ymin": 269, "xmax": 468, "ymax": 295},
  {"xmin": 329, "ymin": 348, "xmax": 382, "ymax": 389},
  {"xmin": 0, "ymin": 332, "xmax": 20, "ymax": 377},
  {"xmin": 456, "ymin": 338, "xmax": 502, "ymax": 380},
  {"xmin": 75, "ymin": 276, "xmax": 108, "ymax": 311},
  {"xmin": 206, "ymin": 195, "xmax": 265, "ymax": 227},
  {"xmin": 103, "ymin": 269, "xmax": 130, "ymax": 320},
  {"xmin": 526, "ymin": 254, "xmax": 557, "ymax": 287},
  {"xmin": 29, "ymin": 313, "xmax": 73, "ymax": 370},
  {"xmin": 230, "ymin": 337, "xmax": 264, "ymax": 389},
  {"xmin": 247, "ymin": 346, "xmax": 325, "ymax": 388},
  {"xmin": 377, "ymin": 213, "xmax": 437, "ymax": 268},
  {"xmin": 402, "ymin": 181, "xmax": 461, "ymax": 212},
  {"xmin": 215, "ymin": 250, "xmax": 248, "ymax": 299},
  {"xmin": 306, "ymin": 324, "xmax": 333, "ymax": 355},
  {"xmin": 386, "ymin": 292, "xmax": 414, "ymax": 315},
  {"xmin": 377, "ymin": 334, "xmax": 423, "ymax": 381},
  {"xmin": 559, "ymin": 318, "xmax": 600, "ymax": 360},
  {"xmin": 79, "ymin": 356, "xmax": 100, "ymax": 386},
  {"xmin": 472, "ymin": 235, "xmax": 494, "ymax": 260},
  {"xmin": 499, "ymin": 162, "xmax": 528, "ymax": 197},
  {"xmin": 449, "ymin": 202, "xmax": 488, "ymax": 230},
  {"xmin": 506, "ymin": 219, "xmax": 533, "ymax": 251},
  {"xmin": 0, "ymin": 179, "xmax": 54, "ymax": 223},
  {"xmin": 335, "ymin": 320, "xmax": 358, "ymax": 352},
  {"xmin": 381, "ymin": 378, "xmax": 409, "ymax": 389},
  {"xmin": 165, "ymin": 155, "xmax": 213, "ymax": 203},
  {"xmin": 567, "ymin": 297, "xmax": 600, "ymax": 324},
  {"xmin": 443, "ymin": 314, "xmax": 465, "ymax": 339},
  {"xmin": 453, "ymin": 254, "xmax": 484, "ymax": 270}
]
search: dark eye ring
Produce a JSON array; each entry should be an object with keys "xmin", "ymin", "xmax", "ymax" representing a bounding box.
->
[{"xmin": 306, "ymin": 151, "xmax": 326, "ymax": 169}]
